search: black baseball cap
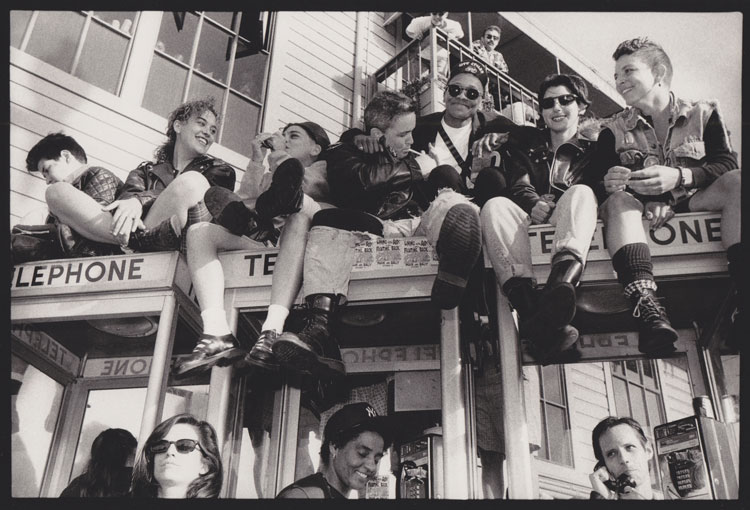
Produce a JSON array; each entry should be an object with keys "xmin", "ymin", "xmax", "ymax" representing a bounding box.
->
[
  {"xmin": 449, "ymin": 61, "xmax": 488, "ymax": 88},
  {"xmin": 284, "ymin": 121, "xmax": 331, "ymax": 151},
  {"xmin": 324, "ymin": 402, "xmax": 392, "ymax": 446}
]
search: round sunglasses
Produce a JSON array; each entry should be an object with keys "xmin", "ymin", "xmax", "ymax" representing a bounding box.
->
[
  {"xmin": 447, "ymin": 84, "xmax": 481, "ymax": 100},
  {"xmin": 540, "ymin": 94, "xmax": 578, "ymax": 110},
  {"xmin": 148, "ymin": 438, "xmax": 205, "ymax": 455}
]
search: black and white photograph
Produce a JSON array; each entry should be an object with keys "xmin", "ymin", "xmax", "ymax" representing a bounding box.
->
[{"xmin": 8, "ymin": 8, "xmax": 742, "ymax": 500}]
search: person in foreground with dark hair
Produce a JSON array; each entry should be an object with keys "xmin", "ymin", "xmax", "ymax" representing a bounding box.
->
[
  {"xmin": 589, "ymin": 416, "xmax": 657, "ymax": 500},
  {"xmin": 481, "ymin": 73, "xmax": 600, "ymax": 363},
  {"xmin": 277, "ymin": 402, "xmax": 391, "ymax": 499},
  {"xmin": 60, "ymin": 428, "xmax": 137, "ymax": 497},
  {"xmin": 13, "ymin": 132, "xmax": 125, "ymax": 263},
  {"xmin": 130, "ymin": 414, "xmax": 222, "ymax": 498}
]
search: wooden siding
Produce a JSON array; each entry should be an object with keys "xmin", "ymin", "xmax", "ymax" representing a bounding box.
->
[{"xmin": 262, "ymin": 12, "xmax": 396, "ymax": 142}]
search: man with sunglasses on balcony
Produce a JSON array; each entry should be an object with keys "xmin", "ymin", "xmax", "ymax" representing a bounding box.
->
[
  {"xmin": 471, "ymin": 25, "xmax": 508, "ymax": 74},
  {"xmin": 481, "ymin": 74, "xmax": 601, "ymax": 363}
]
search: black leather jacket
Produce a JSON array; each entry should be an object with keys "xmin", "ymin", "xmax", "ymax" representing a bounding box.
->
[
  {"xmin": 118, "ymin": 155, "xmax": 235, "ymax": 216},
  {"xmin": 325, "ymin": 139, "xmax": 431, "ymax": 221},
  {"xmin": 501, "ymin": 126, "xmax": 598, "ymax": 214}
]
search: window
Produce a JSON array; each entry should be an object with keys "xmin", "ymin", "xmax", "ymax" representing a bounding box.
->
[
  {"xmin": 11, "ymin": 11, "xmax": 139, "ymax": 95},
  {"xmin": 142, "ymin": 11, "xmax": 273, "ymax": 156},
  {"xmin": 610, "ymin": 360, "xmax": 666, "ymax": 490},
  {"xmin": 537, "ymin": 365, "xmax": 573, "ymax": 466}
]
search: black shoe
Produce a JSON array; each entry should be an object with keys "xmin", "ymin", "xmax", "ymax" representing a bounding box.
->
[
  {"xmin": 128, "ymin": 218, "xmax": 180, "ymax": 252},
  {"xmin": 255, "ymin": 158, "xmax": 304, "ymax": 221},
  {"xmin": 173, "ymin": 333, "xmax": 245, "ymax": 375},
  {"xmin": 272, "ymin": 294, "xmax": 346, "ymax": 379},
  {"xmin": 527, "ymin": 325, "xmax": 580, "ymax": 364},
  {"xmin": 432, "ymin": 203, "xmax": 482, "ymax": 310},
  {"xmin": 523, "ymin": 258, "xmax": 582, "ymax": 349},
  {"xmin": 243, "ymin": 330, "xmax": 280, "ymax": 370},
  {"xmin": 204, "ymin": 186, "xmax": 260, "ymax": 237},
  {"xmin": 631, "ymin": 289, "xmax": 678, "ymax": 356}
]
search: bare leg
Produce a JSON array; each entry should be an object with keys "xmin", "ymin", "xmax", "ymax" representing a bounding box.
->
[
  {"xmin": 187, "ymin": 222, "xmax": 265, "ymax": 325},
  {"xmin": 45, "ymin": 183, "xmax": 119, "ymax": 244},
  {"xmin": 688, "ymin": 169, "xmax": 741, "ymax": 248},
  {"xmin": 600, "ymin": 191, "xmax": 647, "ymax": 256},
  {"xmin": 144, "ymin": 171, "xmax": 211, "ymax": 229}
]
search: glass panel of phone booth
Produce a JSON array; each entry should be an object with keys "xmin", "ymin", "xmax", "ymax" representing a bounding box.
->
[
  {"xmin": 11, "ymin": 355, "xmax": 65, "ymax": 497},
  {"xmin": 69, "ymin": 384, "xmax": 209, "ymax": 481}
]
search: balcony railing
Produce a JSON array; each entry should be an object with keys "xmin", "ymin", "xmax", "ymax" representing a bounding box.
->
[{"xmin": 371, "ymin": 27, "xmax": 539, "ymax": 125}]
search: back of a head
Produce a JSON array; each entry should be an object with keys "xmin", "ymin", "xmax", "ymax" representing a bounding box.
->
[{"xmin": 79, "ymin": 428, "xmax": 137, "ymax": 497}]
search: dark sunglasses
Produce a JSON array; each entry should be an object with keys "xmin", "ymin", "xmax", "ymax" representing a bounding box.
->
[
  {"xmin": 448, "ymin": 84, "xmax": 481, "ymax": 100},
  {"xmin": 148, "ymin": 439, "xmax": 205, "ymax": 455},
  {"xmin": 540, "ymin": 94, "xmax": 578, "ymax": 109}
]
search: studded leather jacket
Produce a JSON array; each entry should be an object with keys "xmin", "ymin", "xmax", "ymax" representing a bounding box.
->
[
  {"xmin": 118, "ymin": 154, "xmax": 235, "ymax": 216},
  {"xmin": 500, "ymin": 126, "xmax": 599, "ymax": 215}
]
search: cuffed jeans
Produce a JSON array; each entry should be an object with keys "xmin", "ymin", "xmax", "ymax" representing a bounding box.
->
[
  {"xmin": 302, "ymin": 189, "xmax": 478, "ymax": 298},
  {"xmin": 481, "ymin": 184, "xmax": 597, "ymax": 287}
]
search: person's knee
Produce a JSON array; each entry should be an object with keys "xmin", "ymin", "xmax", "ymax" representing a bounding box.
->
[
  {"xmin": 480, "ymin": 196, "xmax": 515, "ymax": 221},
  {"xmin": 474, "ymin": 168, "xmax": 508, "ymax": 206},
  {"xmin": 312, "ymin": 208, "xmax": 383, "ymax": 236},
  {"xmin": 173, "ymin": 171, "xmax": 211, "ymax": 198},
  {"xmin": 720, "ymin": 169, "xmax": 741, "ymax": 200},
  {"xmin": 44, "ymin": 182, "xmax": 72, "ymax": 212},
  {"xmin": 602, "ymin": 191, "xmax": 641, "ymax": 218}
]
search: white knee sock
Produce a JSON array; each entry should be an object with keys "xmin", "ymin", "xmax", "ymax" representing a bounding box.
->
[
  {"xmin": 261, "ymin": 304, "xmax": 290, "ymax": 333},
  {"xmin": 201, "ymin": 308, "xmax": 232, "ymax": 336}
]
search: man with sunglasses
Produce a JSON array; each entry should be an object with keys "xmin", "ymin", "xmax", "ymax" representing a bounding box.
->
[
  {"xmin": 480, "ymin": 74, "xmax": 601, "ymax": 363},
  {"xmin": 471, "ymin": 25, "xmax": 508, "ymax": 74}
]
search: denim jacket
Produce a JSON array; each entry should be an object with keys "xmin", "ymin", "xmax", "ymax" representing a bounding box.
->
[{"xmin": 601, "ymin": 94, "xmax": 734, "ymax": 205}]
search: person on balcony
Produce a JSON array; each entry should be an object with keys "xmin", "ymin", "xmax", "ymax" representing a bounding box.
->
[
  {"xmin": 13, "ymin": 132, "xmax": 125, "ymax": 263},
  {"xmin": 269, "ymin": 90, "xmax": 483, "ymax": 379},
  {"xmin": 41, "ymin": 97, "xmax": 235, "ymax": 254},
  {"xmin": 481, "ymin": 74, "xmax": 601, "ymax": 363},
  {"xmin": 471, "ymin": 25, "xmax": 508, "ymax": 74},
  {"xmin": 592, "ymin": 37, "xmax": 740, "ymax": 354},
  {"xmin": 173, "ymin": 122, "xmax": 332, "ymax": 376},
  {"xmin": 405, "ymin": 12, "xmax": 464, "ymax": 77}
]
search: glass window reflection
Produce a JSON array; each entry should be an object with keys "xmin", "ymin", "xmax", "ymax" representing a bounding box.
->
[
  {"xmin": 194, "ymin": 20, "xmax": 232, "ymax": 84},
  {"xmin": 25, "ymin": 11, "xmax": 85, "ymax": 73},
  {"xmin": 76, "ymin": 21, "xmax": 129, "ymax": 94},
  {"xmin": 155, "ymin": 11, "xmax": 198, "ymax": 64}
]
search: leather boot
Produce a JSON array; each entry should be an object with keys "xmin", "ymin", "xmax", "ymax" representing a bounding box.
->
[
  {"xmin": 526, "ymin": 257, "xmax": 582, "ymax": 343},
  {"xmin": 272, "ymin": 294, "xmax": 346, "ymax": 379},
  {"xmin": 204, "ymin": 186, "xmax": 261, "ymax": 237},
  {"xmin": 631, "ymin": 288, "xmax": 678, "ymax": 356},
  {"xmin": 128, "ymin": 218, "xmax": 180, "ymax": 252}
]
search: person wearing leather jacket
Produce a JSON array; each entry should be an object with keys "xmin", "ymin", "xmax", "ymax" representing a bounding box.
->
[
  {"xmin": 481, "ymin": 73, "xmax": 600, "ymax": 363},
  {"xmin": 269, "ymin": 89, "xmax": 483, "ymax": 379},
  {"xmin": 43, "ymin": 97, "xmax": 235, "ymax": 254}
]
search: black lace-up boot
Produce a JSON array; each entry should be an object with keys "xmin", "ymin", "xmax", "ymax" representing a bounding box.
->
[
  {"xmin": 631, "ymin": 288, "xmax": 678, "ymax": 356},
  {"xmin": 272, "ymin": 294, "xmax": 345, "ymax": 379},
  {"xmin": 243, "ymin": 330, "xmax": 280, "ymax": 370}
]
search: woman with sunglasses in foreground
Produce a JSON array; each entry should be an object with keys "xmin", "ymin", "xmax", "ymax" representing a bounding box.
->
[
  {"xmin": 480, "ymin": 73, "xmax": 601, "ymax": 364},
  {"xmin": 131, "ymin": 414, "xmax": 222, "ymax": 498}
]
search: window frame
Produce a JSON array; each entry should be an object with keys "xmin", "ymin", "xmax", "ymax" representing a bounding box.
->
[{"xmin": 537, "ymin": 364, "xmax": 575, "ymax": 467}]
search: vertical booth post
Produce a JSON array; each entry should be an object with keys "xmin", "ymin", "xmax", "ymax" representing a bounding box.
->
[
  {"xmin": 440, "ymin": 307, "xmax": 471, "ymax": 498},
  {"xmin": 495, "ymin": 291, "xmax": 534, "ymax": 498},
  {"xmin": 138, "ymin": 295, "xmax": 178, "ymax": 449}
]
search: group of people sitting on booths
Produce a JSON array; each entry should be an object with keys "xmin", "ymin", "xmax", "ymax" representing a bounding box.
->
[{"xmin": 12, "ymin": 34, "xmax": 741, "ymax": 499}]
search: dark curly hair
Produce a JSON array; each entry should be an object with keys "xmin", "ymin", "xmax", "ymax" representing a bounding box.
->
[
  {"xmin": 154, "ymin": 97, "xmax": 220, "ymax": 164},
  {"xmin": 612, "ymin": 37, "xmax": 673, "ymax": 87},
  {"xmin": 130, "ymin": 414, "xmax": 222, "ymax": 498},
  {"xmin": 26, "ymin": 132, "xmax": 87, "ymax": 173},
  {"xmin": 591, "ymin": 416, "xmax": 649, "ymax": 464}
]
